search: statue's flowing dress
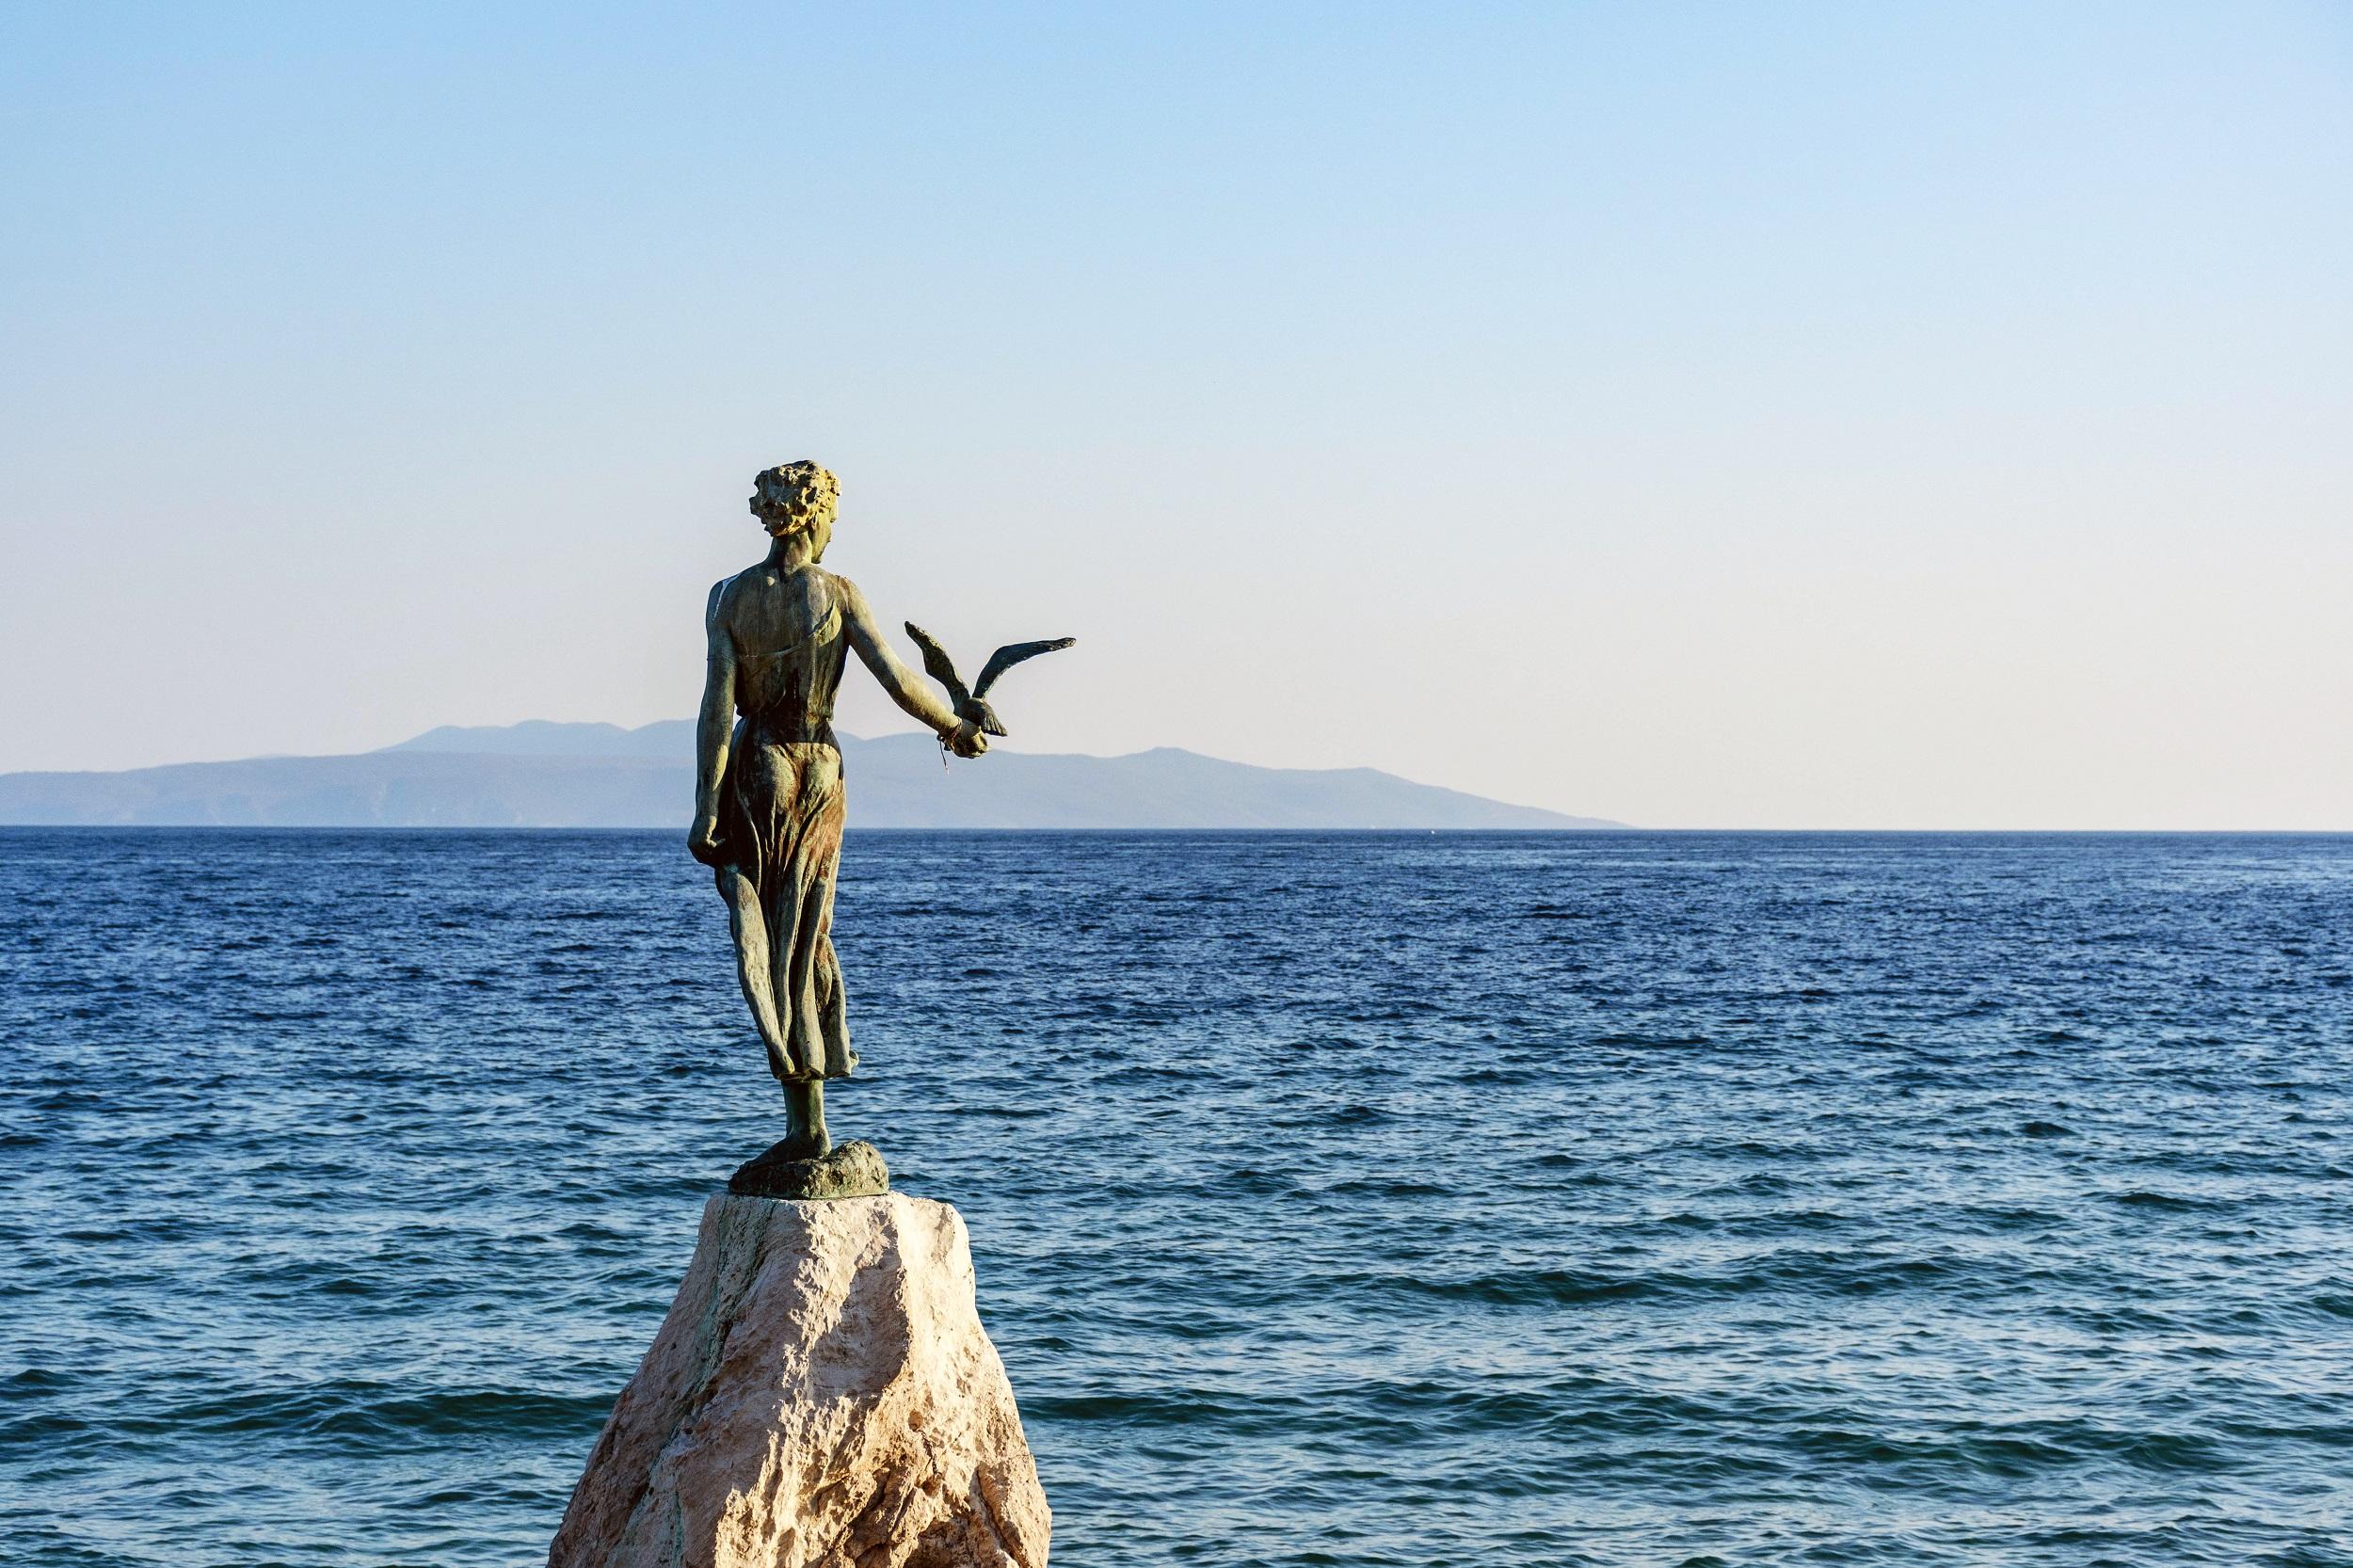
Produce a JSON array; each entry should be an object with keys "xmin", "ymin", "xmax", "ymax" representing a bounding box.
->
[{"xmin": 714, "ymin": 589, "xmax": 854, "ymax": 1083}]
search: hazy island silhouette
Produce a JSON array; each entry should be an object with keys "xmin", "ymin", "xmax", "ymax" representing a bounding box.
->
[{"xmin": 0, "ymin": 720, "xmax": 1623, "ymax": 830}]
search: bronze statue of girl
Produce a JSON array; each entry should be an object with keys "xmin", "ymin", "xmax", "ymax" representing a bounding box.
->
[{"xmin": 689, "ymin": 461, "xmax": 986, "ymax": 1166}]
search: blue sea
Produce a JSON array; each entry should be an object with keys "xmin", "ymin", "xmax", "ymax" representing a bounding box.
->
[{"xmin": 4, "ymin": 829, "xmax": 2351, "ymax": 1567}]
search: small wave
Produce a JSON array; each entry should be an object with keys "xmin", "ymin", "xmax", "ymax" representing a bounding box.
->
[{"xmin": 2108, "ymin": 1190, "xmax": 2233, "ymax": 1211}]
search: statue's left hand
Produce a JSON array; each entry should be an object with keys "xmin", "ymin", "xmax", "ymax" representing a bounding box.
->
[
  {"xmin": 946, "ymin": 721, "xmax": 988, "ymax": 760},
  {"xmin": 687, "ymin": 814, "xmax": 725, "ymax": 866}
]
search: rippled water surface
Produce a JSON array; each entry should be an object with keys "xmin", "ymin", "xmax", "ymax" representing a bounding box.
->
[{"xmin": 5, "ymin": 829, "xmax": 2353, "ymax": 1567}]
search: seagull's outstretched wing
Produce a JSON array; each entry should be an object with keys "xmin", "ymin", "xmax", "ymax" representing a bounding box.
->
[
  {"xmin": 903, "ymin": 622, "xmax": 969, "ymax": 707},
  {"xmin": 973, "ymin": 637, "xmax": 1076, "ymax": 698}
]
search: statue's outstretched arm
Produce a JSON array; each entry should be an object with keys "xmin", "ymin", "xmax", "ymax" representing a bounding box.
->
[
  {"xmin": 838, "ymin": 578, "xmax": 987, "ymax": 758},
  {"xmin": 690, "ymin": 581, "xmax": 736, "ymax": 863}
]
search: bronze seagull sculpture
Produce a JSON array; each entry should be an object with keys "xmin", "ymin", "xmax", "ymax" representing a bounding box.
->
[{"xmin": 904, "ymin": 622, "xmax": 1075, "ymax": 738}]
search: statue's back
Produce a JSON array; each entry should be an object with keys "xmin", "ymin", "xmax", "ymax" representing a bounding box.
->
[{"xmin": 724, "ymin": 567, "xmax": 849, "ymax": 738}]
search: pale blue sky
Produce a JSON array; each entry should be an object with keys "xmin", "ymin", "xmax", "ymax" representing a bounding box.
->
[{"xmin": 4, "ymin": 2, "xmax": 2348, "ymax": 825}]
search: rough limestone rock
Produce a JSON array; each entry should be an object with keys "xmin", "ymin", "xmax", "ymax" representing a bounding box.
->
[{"xmin": 550, "ymin": 1192, "xmax": 1049, "ymax": 1568}]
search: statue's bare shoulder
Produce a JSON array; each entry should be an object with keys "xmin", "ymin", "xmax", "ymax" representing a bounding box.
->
[
  {"xmin": 706, "ymin": 568, "xmax": 775, "ymax": 656},
  {"xmin": 708, "ymin": 564, "xmax": 773, "ymax": 622},
  {"xmin": 824, "ymin": 570, "xmax": 872, "ymax": 623}
]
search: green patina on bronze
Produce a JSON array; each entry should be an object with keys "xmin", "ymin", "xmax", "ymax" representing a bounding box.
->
[
  {"xmin": 728, "ymin": 1138, "xmax": 891, "ymax": 1201},
  {"xmin": 689, "ymin": 462, "xmax": 1071, "ymax": 1186}
]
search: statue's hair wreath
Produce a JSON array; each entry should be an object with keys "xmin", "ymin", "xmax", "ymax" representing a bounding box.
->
[{"xmin": 751, "ymin": 461, "xmax": 840, "ymax": 535}]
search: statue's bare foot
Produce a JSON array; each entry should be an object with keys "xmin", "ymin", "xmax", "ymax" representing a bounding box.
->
[{"xmin": 765, "ymin": 1128, "xmax": 832, "ymax": 1163}]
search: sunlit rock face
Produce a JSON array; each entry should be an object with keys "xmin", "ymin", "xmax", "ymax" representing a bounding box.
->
[{"xmin": 550, "ymin": 1192, "xmax": 1049, "ymax": 1568}]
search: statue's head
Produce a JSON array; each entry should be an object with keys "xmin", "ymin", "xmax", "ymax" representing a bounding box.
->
[{"xmin": 749, "ymin": 461, "xmax": 840, "ymax": 560}]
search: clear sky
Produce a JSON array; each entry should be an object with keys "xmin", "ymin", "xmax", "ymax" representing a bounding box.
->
[{"xmin": 3, "ymin": 2, "xmax": 2347, "ymax": 826}]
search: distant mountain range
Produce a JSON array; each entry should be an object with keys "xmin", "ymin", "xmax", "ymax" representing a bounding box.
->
[{"xmin": 0, "ymin": 720, "xmax": 1623, "ymax": 830}]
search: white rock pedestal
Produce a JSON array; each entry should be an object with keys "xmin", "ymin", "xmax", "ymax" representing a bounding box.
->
[{"xmin": 549, "ymin": 1192, "xmax": 1050, "ymax": 1568}]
